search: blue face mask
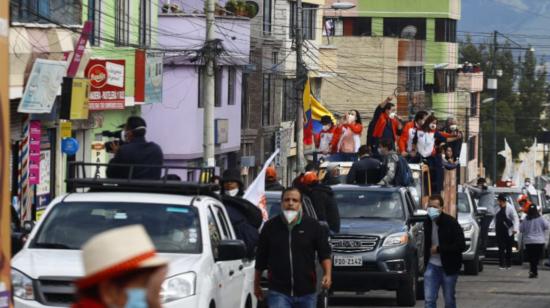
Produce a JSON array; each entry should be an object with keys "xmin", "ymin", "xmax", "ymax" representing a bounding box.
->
[
  {"xmin": 125, "ymin": 289, "xmax": 148, "ymax": 308},
  {"xmin": 427, "ymin": 207, "xmax": 441, "ymax": 220}
]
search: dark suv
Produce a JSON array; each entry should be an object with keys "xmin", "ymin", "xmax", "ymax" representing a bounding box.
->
[{"xmin": 330, "ymin": 185, "xmax": 426, "ymax": 307}]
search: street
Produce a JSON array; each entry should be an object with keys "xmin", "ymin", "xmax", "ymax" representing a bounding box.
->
[{"xmin": 330, "ymin": 262, "xmax": 550, "ymax": 308}]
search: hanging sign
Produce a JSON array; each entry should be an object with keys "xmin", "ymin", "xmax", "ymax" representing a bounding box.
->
[
  {"xmin": 85, "ymin": 59, "xmax": 126, "ymax": 110},
  {"xmin": 61, "ymin": 138, "xmax": 80, "ymax": 156}
]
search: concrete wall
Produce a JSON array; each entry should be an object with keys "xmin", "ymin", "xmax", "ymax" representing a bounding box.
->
[{"xmin": 324, "ymin": 0, "xmax": 460, "ymax": 19}]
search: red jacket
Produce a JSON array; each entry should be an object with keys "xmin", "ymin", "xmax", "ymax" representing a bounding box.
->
[
  {"xmin": 398, "ymin": 121, "xmax": 415, "ymax": 153},
  {"xmin": 372, "ymin": 113, "xmax": 398, "ymax": 140},
  {"xmin": 331, "ymin": 123, "xmax": 363, "ymax": 152},
  {"xmin": 315, "ymin": 126, "xmax": 336, "ymax": 150}
]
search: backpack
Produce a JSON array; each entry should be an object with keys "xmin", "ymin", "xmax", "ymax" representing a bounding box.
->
[{"xmin": 394, "ymin": 155, "xmax": 413, "ymax": 187}]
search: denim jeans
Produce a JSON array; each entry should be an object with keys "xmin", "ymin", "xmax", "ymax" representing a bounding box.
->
[
  {"xmin": 267, "ymin": 290, "xmax": 317, "ymax": 308},
  {"xmin": 424, "ymin": 263, "xmax": 458, "ymax": 308}
]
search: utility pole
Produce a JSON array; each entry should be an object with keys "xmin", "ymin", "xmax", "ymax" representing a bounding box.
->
[
  {"xmin": 491, "ymin": 30, "xmax": 498, "ymax": 184},
  {"xmin": 203, "ymin": 0, "xmax": 216, "ymax": 167},
  {"xmin": 295, "ymin": 0, "xmax": 306, "ymax": 173}
]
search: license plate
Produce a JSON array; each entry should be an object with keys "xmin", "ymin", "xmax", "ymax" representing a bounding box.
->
[{"xmin": 333, "ymin": 255, "xmax": 362, "ymax": 266}]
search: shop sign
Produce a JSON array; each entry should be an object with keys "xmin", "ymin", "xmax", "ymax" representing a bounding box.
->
[
  {"xmin": 85, "ymin": 59, "xmax": 126, "ymax": 110},
  {"xmin": 36, "ymin": 150, "xmax": 51, "ymax": 221},
  {"xmin": 61, "ymin": 137, "xmax": 80, "ymax": 156},
  {"xmin": 60, "ymin": 121, "xmax": 72, "ymax": 138},
  {"xmin": 135, "ymin": 50, "xmax": 163, "ymax": 104},
  {"xmin": 18, "ymin": 59, "xmax": 67, "ymax": 114},
  {"xmin": 29, "ymin": 120, "xmax": 41, "ymax": 185},
  {"xmin": 70, "ymin": 78, "xmax": 90, "ymax": 119}
]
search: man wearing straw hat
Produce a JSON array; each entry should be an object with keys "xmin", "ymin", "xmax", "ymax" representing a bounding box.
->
[{"xmin": 72, "ymin": 225, "xmax": 167, "ymax": 308}]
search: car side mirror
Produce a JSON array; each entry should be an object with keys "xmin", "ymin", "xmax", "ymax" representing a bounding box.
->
[
  {"xmin": 409, "ymin": 209, "xmax": 428, "ymax": 224},
  {"xmin": 22, "ymin": 221, "xmax": 35, "ymax": 235},
  {"xmin": 477, "ymin": 207, "xmax": 488, "ymax": 216},
  {"xmin": 216, "ymin": 239, "xmax": 247, "ymax": 261}
]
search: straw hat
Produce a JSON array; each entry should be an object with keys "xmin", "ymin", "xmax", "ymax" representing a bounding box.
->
[{"xmin": 76, "ymin": 225, "xmax": 167, "ymax": 289}]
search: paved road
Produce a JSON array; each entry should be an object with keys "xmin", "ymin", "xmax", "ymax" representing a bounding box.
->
[{"xmin": 330, "ymin": 261, "xmax": 550, "ymax": 308}]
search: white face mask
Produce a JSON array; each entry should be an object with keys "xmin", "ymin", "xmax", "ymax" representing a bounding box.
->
[
  {"xmin": 120, "ymin": 130, "xmax": 127, "ymax": 143},
  {"xmin": 450, "ymin": 125, "xmax": 458, "ymax": 131},
  {"xmin": 283, "ymin": 210, "xmax": 299, "ymax": 223},
  {"xmin": 226, "ymin": 188, "xmax": 239, "ymax": 197},
  {"xmin": 389, "ymin": 112, "xmax": 397, "ymax": 119},
  {"xmin": 429, "ymin": 123, "xmax": 437, "ymax": 130},
  {"xmin": 322, "ymin": 125, "xmax": 330, "ymax": 131}
]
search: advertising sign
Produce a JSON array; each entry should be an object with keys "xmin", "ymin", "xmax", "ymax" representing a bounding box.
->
[
  {"xmin": 18, "ymin": 59, "xmax": 67, "ymax": 113},
  {"xmin": 135, "ymin": 51, "xmax": 163, "ymax": 104},
  {"xmin": 85, "ymin": 59, "xmax": 126, "ymax": 110},
  {"xmin": 35, "ymin": 151, "xmax": 51, "ymax": 221},
  {"xmin": 70, "ymin": 78, "xmax": 90, "ymax": 119},
  {"xmin": 29, "ymin": 121, "xmax": 41, "ymax": 185}
]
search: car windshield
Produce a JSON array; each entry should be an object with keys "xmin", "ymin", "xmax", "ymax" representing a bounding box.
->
[
  {"xmin": 334, "ymin": 190, "xmax": 404, "ymax": 219},
  {"xmin": 493, "ymin": 193, "xmax": 538, "ymax": 211},
  {"xmin": 31, "ymin": 202, "xmax": 201, "ymax": 253},
  {"xmin": 457, "ymin": 193, "xmax": 470, "ymax": 213}
]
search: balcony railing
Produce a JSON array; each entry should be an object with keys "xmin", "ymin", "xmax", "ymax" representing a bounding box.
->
[{"xmin": 457, "ymin": 72, "xmax": 484, "ymax": 93}]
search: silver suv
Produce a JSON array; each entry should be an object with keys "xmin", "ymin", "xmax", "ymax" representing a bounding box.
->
[{"xmin": 457, "ymin": 186, "xmax": 486, "ymax": 275}]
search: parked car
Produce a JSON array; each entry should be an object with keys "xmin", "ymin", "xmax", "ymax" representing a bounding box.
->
[
  {"xmin": 11, "ymin": 176, "xmax": 256, "ymax": 308},
  {"xmin": 457, "ymin": 186, "xmax": 486, "ymax": 275},
  {"xmin": 330, "ymin": 185, "xmax": 427, "ymax": 307}
]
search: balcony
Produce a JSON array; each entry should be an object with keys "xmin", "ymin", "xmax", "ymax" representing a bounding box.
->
[
  {"xmin": 457, "ymin": 72, "xmax": 484, "ymax": 93},
  {"xmin": 158, "ymin": 14, "xmax": 250, "ymax": 65}
]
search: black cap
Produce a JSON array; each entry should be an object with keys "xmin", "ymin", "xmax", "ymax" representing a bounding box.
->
[
  {"xmin": 221, "ymin": 169, "xmax": 243, "ymax": 186},
  {"xmin": 497, "ymin": 193, "xmax": 507, "ymax": 202},
  {"xmin": 320, "ymin": 115, "xmax": 333, "ymax": 125},
  {"xmin": 126, "ymin": 116, "xmax": 147, "ymax": 130}
]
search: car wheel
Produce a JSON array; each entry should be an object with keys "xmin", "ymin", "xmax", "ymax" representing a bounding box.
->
[
  {"xmin": 317, "ymin": 289, "xmax": 329, "ymax": 308},
  {"xmin": 478, "ymin": 259, "xmax": 484, "ymax": 272},
  {"xmin": 396, "ymin": 267, "xmax": 416, "ymax": 307},
  {"xmin": 464, "ymin": 254, "xmax": 480, "ymax": 275}
]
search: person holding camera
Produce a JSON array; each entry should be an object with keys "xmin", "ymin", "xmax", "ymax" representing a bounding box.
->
[{"xmin": 106, "ymin": 116, "xmax": 163, "ymax": 180}]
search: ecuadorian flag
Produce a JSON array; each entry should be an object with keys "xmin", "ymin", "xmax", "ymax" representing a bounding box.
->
[{"xmin": 303, "ymin": 78, "xmax": 336, "ymax": 145}]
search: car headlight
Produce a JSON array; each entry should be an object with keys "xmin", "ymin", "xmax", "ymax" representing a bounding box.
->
[
  {"xmin": 12, "ymin": 269, "xmax": 34, "ymax": 300},
  {"xmin": 161, "ymin": 272, "xmax": 196, "ymax": 303},
  {"xmin": 383, "ymin": 232, "xmax": 409, "ymax": 247},
  {"xmin": 461, "ymin": 223, "xmax": 473, "ymax": 232}
]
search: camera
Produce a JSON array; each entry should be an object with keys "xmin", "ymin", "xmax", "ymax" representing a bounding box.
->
[{"xmin": 102, "ymin": 130, "xmax": 124, "ymax": 153}]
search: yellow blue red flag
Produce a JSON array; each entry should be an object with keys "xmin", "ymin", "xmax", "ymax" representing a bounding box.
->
[{"xmin": 303, "ymin": 79, "xmax": 335, "ymax": 145}]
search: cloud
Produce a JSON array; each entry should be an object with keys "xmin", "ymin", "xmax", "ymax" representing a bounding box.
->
[{"xmin": 495, "ymin": 0, "xmax": 529, "ymax": 11}]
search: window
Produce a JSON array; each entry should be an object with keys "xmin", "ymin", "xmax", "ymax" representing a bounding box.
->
[
  {"xmin": 10, "ymin": 0, "xmax": 82, "ymax": 25},
  {"xmin": 283, "ymin": 79, "xmax": 297, "ymax": 122},
  {"xmin": 470, "ymin": 93, "xmax": 478, "ymax": 116},
  {"xmin": 207, "ymin": 208, "xmax": 221, "ymax": 258},
  {"xmin": 272, "ymin": 52, "xmax": 279, "ymax": 67},
  {"xmin": 262, "ymin": 74, "xmax": 273, "ymax": 126},
  {"xmin": 241, "ymin": 73, "xmax": 249, "ymax": 128},
  {"xmin": 342, "ymin": 17, "xmax": 372, "ymax": 36},
  {"xmin": 139, "ymin": 0, "xmax": 152, "ymax": 47},
  {"xmin": 468, "ymin": 136, "xmax": 476, "ymax": 161},
  {"xmin": 89, "ymin": 0, "xmax": 102, "ymax": 46},
  {"xmin": 398, "ymin": 67, "xmax": 424, "ymax": 92},
  {"xmin": 228, "ymin": 67, "xmax": 236, "ymax": 106},
  {"xmin": 289, "ymin": 2, "xmax": 317, "ymax": 40},
  {"xmin": 435, "ymin": 19, "xmax": 457, "ymax": 43},
  {"xmin": 434, "ymin": 69, "xmax": 456, "ymax": 93},
  {"xmin": 213, "ymin": 206, "xmax": 232, "ymax": 239},
  {"xmin": 383, "ymin": 18, "xmax": 426, "ymax": 40},
  {"xmin": 215, "ymin": 67, "xmax": 223, "ymax": 107},
  {"xmin": 263, "ymin": 0, "xmax": 272, "ymax": 34},
  {"xmin": 198, "ymin": 67, "xmax": 205, "ymax": 108},
  {"xmin": 115, "ymin": 0, "xmax": 130, "ymax": 46}
]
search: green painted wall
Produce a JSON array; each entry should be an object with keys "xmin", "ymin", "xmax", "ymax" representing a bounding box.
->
[
  {"xmin": 432, "ymin": 93, "xmax": 450, "ymax": 119},
  {"xmin": 372, "ymin": 17, "xmax": 384, "ymax": 36},
  {"xmin": 357, "ymin": 0, "xmax": 459, "ymax": 19}
]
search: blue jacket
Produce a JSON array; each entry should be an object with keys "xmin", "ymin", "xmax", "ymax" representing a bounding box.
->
[{"xmin": 106, "ymin": 136, "xmax": 163, "ymax": 179}]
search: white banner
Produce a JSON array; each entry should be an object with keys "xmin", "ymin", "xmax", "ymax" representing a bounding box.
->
[{"xmin": 244, "ymin": 149, "xmax": 280, "ymax": 221}]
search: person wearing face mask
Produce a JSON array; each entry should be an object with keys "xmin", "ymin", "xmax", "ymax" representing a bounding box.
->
[
  {"xmin": 522, "ymin": 178, "xmax": 537, "ymax": 195},
  {"xmin": 495, "ymin": 194, "xmax": 519, "ymax": 269},
  {"xmin": 254, "ymin": 188, "xmax": 332, "ymax": 307},
  {"xmin": 220, "ymin": 169, "xmax": 262, "ymax": 259},
  {"xmin": 315, "ymin": 116, "xmax": 336, "ymax": 158},
  {"xmin": 442, "ymin": 118, "xmax": 463, "ymax": 162},
  {"xmin": 371, "ymin": 100, "xmax": 400, "ymax": 154},
  {"xmin": 72, "ymin": 225, "xmax": 168, "ymax": 308},
  {"xmin": 399, "ymin": 110, "xmax": 428, "ymax": 163},
  {"xmin": 106, "ymin": 116, "xmax": 164, "ymax": 180},
  {"xmin": 335, "ymin": 110, "xmax": 363, "ymax": 161},
  {"xmin": 423, "ymin": 195, "xmax": 465, "ymax": 308}
]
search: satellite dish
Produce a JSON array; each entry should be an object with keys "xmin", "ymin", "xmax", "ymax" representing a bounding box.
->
[{"xmin": 401, "ymin": 25, "xmax": 417, "ymax": 39}]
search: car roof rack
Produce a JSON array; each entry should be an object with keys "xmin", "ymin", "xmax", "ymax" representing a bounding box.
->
[{"xmin": 66, "ymin": 162, "xmax": 220, "ymax": 197}]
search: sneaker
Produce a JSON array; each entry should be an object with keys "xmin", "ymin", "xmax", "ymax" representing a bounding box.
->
[
  {"xmin": 506, "ymin": 267, "xmax": 512, "ymax": 270},
  {"xmin": 529, "ymin": 272, "xmax": 537, "ymax": 278},
  {"xmin": 499, "ymin": 267, "xmax": 506, "ymax": 270}
]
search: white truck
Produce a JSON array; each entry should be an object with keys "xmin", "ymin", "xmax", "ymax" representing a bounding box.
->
[{"xmin": 12, "ymin": 174, "xmax": 257, "ymax": 308}]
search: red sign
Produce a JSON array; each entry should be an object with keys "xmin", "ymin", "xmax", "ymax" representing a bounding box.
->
[
  {"xmin": 85, "ymin": 59, "xmax": 126, "ymax": 110},
  {"xmin": 67, "ymin": 21, "xmax": 92, "ymax": 78},
  {"xmin": 29, "ymin": 120, "xmax": 41, "ymax": 185}
]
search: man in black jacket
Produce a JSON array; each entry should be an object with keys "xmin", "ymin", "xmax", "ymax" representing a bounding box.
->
[
  {"xmin": 423, "ymin": 195, "xmax": 466, "ymax": 308},
  {"xmin": 106, "ymin": 116, "xmax": 163, "ymax": 179},
  {"xmin": 254, "ymin": 187, "xmax": 332, "ymax": 307},
  {"xmin": 346, "ymin": 145, "xmax": 382, "ymax": 185},
  {"xmin": 302, "ymin": 172, "xmax": 340, "ymax": 233}
]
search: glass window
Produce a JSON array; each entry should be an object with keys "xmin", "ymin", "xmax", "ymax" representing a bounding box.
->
[
  {"xmin": 213, "ymin": 206, "xmax": 232, "ymax": 239},
  {"xmin": 215, "ymin": 67, "xmax": 223, "ymax": 107},
  {"xmin": 31, "ymin": 202, "xmax": 202, "ymax": 253},
  {"xmin": 11, "ymin": 0, "xmax": 82, "ymax": 24},
  {"xmin": 398, "ymin": 67, "xmax": 424, "ymax": 92},
  {"xmin": 207, "ymin": 208, "xmax": 221, "ymax": 258},
  {"xmin": 434, "ymin": 69, "xmax": 457, "ymax": 93},
  {"xmin": 262, "ymin": 74, "xmax": 272, "ymax": 126},
  {"xmin": 228, "ymin": 67, "xmax": 236, "ymax": 106},
  {"xmin": 89, "ymin": 0, "xmax": 102, "ymax": 46},
  {"xmin": 470, "ymin": 93, "xmax": 478, "ymax": 116},
  {"xmin": 341, "ymin": 17, "xmax": 372, "ymax": 36},
  {"xmin": 289, "ymin": 2, "xmax": 317, "ymax": 40},
  {"xmin": 115, "ymin": 0, "xmax": 130, "ymax": 46},
  {"xmin": 468, "ymin": 136, "xmax": 476, "ymax": 161},
  {"xmin": 383, "ymin": 18, "xmax": 426, "ymax": 40},
  {"xmin": 263, "ymin": 0, "xmax": 272, "ymax": 34},
  {"xmin": 458, "ymin": 192, "xmax": 471, "ymax": 213},
  {"xmin": 241, "ymin": 73, "xmax": 249, "ymax": 128},
  {"xmin": 283, "ymin": 79, "xmax": 296, "ymax": 122},
  {"xmin": 435, "ymin": 19, "xmax": 457, "ymax": 43},
  {"xmin": 334, "ymin": 190, "xmax": 405, "ymax": 219},
  {"xmin": 139, "ymin": 0, "xmax": 152, "ymax": 47}
]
